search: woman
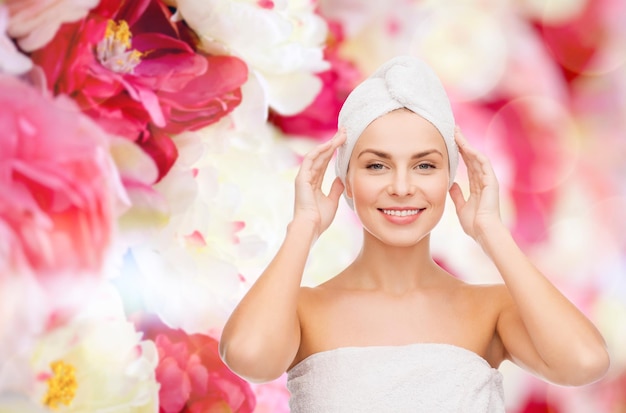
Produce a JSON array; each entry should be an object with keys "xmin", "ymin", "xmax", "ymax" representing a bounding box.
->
[{"xmin": 219, "ymin": 56, "xmax": 610, "ymax": 412}]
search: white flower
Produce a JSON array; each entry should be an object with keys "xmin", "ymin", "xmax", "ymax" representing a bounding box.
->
[
  {"xmin": 115, "ymin": 123, "xmax": 248, "ymax": 334},
  {"xmin": 0, "ymin": 284, "xmax": 159, "ymax": 413},
  {"xmin": 407, "ymin": 3, "xmax": 509, "ymax": 101},
  {"xmin": 0, "ymin": 273, "xmax": 110, "ymax": 385},
  {"xmin": 0, "ymin": 397, "xmax": 47, "ymax": 413},
  {"xmin": 114, "ymin": 114, "xmax": 305, "ymax": 334},
  {"xmin": 196, "ymin": 120, "xmax": 363, "ymax": 287},
  {"xmin": 195, "ymin": 120, "xmax": 301, "ymax": 282},
  {"xmin": 317, "ymin": 0, "xmax": 395, "ymax": 38},
  {"xmin": 171, "ymin": 0, "xmax": 330, "ymax": 115},
  {"xmin": 4, "ymin": 0, "xmax": 100, "ymax": 51},
  {"xmin": 0, "ymin": 6, "xmax": 32, "ymax": 74},
  {"xmin": 127, "ymin": 229, "xmax": 243, "ymax": 335}
]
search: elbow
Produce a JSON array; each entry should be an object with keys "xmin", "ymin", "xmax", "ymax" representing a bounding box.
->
[
  {"xmin": 554, "ymin": 345, "xmax": 611, "ymax": 386},
  {"xmin": 218, "ymin": 335, "xmax": 230, "ymax": 365},
  {"xmin": 219, "ymin": 337, "xmax": 287, "ymax": 384},
  {"xmin": 578, "ymin": 346, "xmax": 611, "ymax": 384}
]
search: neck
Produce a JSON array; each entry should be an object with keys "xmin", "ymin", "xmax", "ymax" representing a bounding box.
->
[{"xmin": 348, "ymin": 231, "xmax": 444, "ymax": 294}]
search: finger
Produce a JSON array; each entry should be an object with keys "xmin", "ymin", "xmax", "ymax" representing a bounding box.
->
[
  {"xmin": 307, "ymin": 127, "xmax": 345, "ymax": 157},
  {"xmin": 298, "ymin": 137, "xmax": 336, "ymax": 178},
  {"xmin": 454, "ymin": 126, "xmax": 472, "ymax": 154},
  {"xmin": 455, "ymin": 128, "xmax": 490, "ymax": 194},
  {"xmin": 297, "ymin": 129, "xmax": 346, "ymax": 191},
  {"xmin": 307, "ymin": 130, "xmax": 347, "ymax": 187},
  {"xmin": 331, "ymin": 127, "xmax": 347, "ymax": 145},
  {"xmin": 462, "ymin": 146, "xmax": 496, "ymax": 190},
  {"xmin": 469, "ymin": 155, "xmax": 487, "ymax": 195},
  {"xmin": 454, "ymin": 127, "xmax": 476, "ymax": 177},
  {"xmin": 327, "ymin": 176, "xmax": 345, "ymax": 205},
  {"xmin": 448, "ymin": 182, "xmax": 466, "ymax": 215},
  {"xmin": 458, "ymin": 150, "xmax": 482, "ymax": 197},
  {"xmin": 318, "ymin": 128, "xmax": 347, "ymax": 163},
  {"xmin": 455, "ymin": 128, "xmax": 479, "ymax": 167}
]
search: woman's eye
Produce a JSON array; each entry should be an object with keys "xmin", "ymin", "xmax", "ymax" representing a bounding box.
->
[
  {"xmin": 366, "ymin": 163, "xmax": 385, "ymax": 170},
  {"xmin": 417, "ymin": 163, "xmax": 435, "ymax": 170}
]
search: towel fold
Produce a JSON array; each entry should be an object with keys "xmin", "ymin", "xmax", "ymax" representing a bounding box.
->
[
  {"xmin": 335, "ymin": 56, "xmax": 458, "ymax": 209},
  {"xmin": 287, "ymin": 343, "xmax": 505, "ymax": 413}
]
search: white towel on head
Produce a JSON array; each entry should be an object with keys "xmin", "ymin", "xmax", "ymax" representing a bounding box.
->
[
  {"xmin": 335, "ymin": 55, "xmax": 457, "ymax": 209},
  {"xmin": 287, "ymin": 343, "xmax": 505, "ymax": 413}
]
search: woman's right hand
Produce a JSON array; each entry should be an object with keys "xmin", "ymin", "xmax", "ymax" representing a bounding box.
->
[{"xmin": 293, "ymin": 129, "xmax": 347, "ymax": 238}]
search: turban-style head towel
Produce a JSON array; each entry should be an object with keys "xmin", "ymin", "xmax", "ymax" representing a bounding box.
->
[{"xmin": 335, "ymin": 55, "xmax": 458, "ymax": 209}]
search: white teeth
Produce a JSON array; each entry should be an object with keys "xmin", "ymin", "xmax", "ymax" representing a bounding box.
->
[{"xmin": 382, "ymin": 209, "xmax": 420, "ymax": 217}]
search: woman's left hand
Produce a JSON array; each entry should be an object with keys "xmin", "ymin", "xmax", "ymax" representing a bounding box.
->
[{"xmin": 449, "ymin": 127, "xmax": 503, "ymax": 242}]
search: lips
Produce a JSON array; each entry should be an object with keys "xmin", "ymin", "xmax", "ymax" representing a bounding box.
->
[
  {"xmin": 379, "ymin": 208, "xmax": 424, "ymax": 216},
  {"xmin": 377, "ymin": 207, "xmax": 425, "ymax": 225}
]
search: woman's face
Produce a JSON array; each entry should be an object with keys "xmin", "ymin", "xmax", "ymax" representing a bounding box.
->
[{"xmin": 345, "ymin": 109, "xmax": 450, "ymax": 247}]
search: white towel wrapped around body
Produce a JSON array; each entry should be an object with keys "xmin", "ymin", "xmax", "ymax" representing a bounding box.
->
[
  {"xmin": 287, "ymin": 343, "xmax": 505, "ymax": 413},
  {"xmin": 335, "ymin": 55, "xmax": 458, "ymax": 209}
]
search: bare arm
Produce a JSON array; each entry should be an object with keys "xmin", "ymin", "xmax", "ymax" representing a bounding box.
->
[
  {"xmin": 449, "ymin": 127, "xmax": 610, "ymax": 386},
  {"xmin": 219, "ymin": 130, "xmax": 347, "ymax": 383}
]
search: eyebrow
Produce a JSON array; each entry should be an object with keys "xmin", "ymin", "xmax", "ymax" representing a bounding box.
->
[{"xmin": 357, "ymin": 149, "xmax": 444, "ymax": 160}]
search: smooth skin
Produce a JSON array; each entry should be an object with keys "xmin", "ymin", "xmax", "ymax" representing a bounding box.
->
[{"xmin": 219, "ymin": 109, "xmax": 610, "ymax": 386}]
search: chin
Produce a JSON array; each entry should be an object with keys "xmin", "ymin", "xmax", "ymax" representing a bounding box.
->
[{"xmin": 367, "ymin": 229, "xmax": 432, "ymax": 248}]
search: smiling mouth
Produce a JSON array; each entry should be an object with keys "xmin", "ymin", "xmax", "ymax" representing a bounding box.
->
[{"xmin": 379, "ymin": 208, "xmax": 424, "ymax": 217}]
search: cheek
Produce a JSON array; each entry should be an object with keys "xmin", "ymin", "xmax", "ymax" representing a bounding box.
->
[
  {"xmin": 427, "ymin": 179, "xmax": 450, "ymax": 206},
  {"xmin": 416, "ymin": 174, "xmax": 449, "ymax": 203},
  {"xmin": 348, "ymin": 174, "xmax": 379, "ymax": 202},
  {"xmin": 345, "ymin": 169, "xmax": 361, "ymax": 199}
]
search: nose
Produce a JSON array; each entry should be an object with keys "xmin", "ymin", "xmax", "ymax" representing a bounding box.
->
[{"xmin": 387, "ymin": 170, "xmax": 415, "ymax": 197}]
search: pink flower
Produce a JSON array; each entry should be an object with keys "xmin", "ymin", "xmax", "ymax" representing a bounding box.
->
[
  {"xmin": 139, "ymin": 317, "xmax": 256, "ymax": 413},
  {"xmin": 0, "ymin": 74, "xmax": 123, "ymax": 277},
  {"xmin": 269, "ymin": 20, "xmax": 361, "ymax": 140},
  {"xmin": 251, "ymin": 375, "xmax": 291, "ymax": 413},
  {"xmin": 4, "ymin": 0, "xmax": 99, "ymax": 52},
  {"xmin": 30, "ymin": 0, "xmax": 248, "ymax": 180}
]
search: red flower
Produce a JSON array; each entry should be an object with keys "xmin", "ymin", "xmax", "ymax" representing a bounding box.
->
[
  {"xmin": 139, "ymin": 317, "xmax": 256, "ymax": 413},
  {"xmin": 30, "ymin": 0, "xmax": 248, "ymax": 180}
]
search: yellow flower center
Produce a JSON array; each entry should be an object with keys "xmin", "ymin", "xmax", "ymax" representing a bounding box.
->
[
  {"xmin": 96, "ymin": 20, "xmax": 143, "ymax": 73},
  {"xmin": 106, "ymin": 19, "xmax": 132, "ymax": 48},
  {"xmin": 42, "ymin": 360, "xmax": 78, "ymax": 410}
]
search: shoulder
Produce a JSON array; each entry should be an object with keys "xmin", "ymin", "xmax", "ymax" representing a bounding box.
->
[
  {"xmin": 295, "ymin": 283, "xmax": 340, "ymax": 318},
  {"xmin": 470, "ymin": 283, "xmax": 513, "ymax": 324},
  {"xmin": 297, "ymin": 282, "xmax": 337, "ymax": 300},
  {"xmin": 296, "ymin": 281, "xmax": 350, "ymax": 315},
  {"xmin": 460, "ymin": 281, "xmax": 509, "ymax": 303},
  {"xmin": 481, "ymin": 283, "xmax": 514, "ymax": 315},
  {"xmin": 447, "ymin": 281, "xmax": 511, "ymax": 326},
  {"xmin": 445, "ymin": 278, "xmax": 509, "ymax": 308},
  {"xmin": 297, "ymin": 273, "xmax": 352, "ymax": 301},
  {"xmin": 465, "ymin": 283, "xmax": 515, "ymax": 330}
]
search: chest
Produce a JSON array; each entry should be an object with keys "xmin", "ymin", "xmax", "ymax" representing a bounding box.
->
[{"xmin": 297, "ymin": 289, "xmax": 500, "ymax": 364}]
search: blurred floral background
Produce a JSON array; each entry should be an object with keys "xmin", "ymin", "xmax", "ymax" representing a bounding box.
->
[{"xmin": 0, "ymin": 0, "xmax": 625, "ymax": 411}]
